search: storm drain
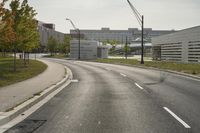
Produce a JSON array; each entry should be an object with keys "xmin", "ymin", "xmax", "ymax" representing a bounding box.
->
[{"xmin": 5, "ymin": 120, "xmax": 46, "ymax": 133}]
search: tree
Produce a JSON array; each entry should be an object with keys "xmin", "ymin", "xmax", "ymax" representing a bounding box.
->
[
  {"xmin": 10, "ymin": 0, "xmax": 39, "ymax": 69},
  {"xmin": 105, "ymin": 40, "xmax": 119, "ymax": 53},
  {"xmin": 16, "ymin": 0, "xmax": 39, "ymax": 66},
  {"xmin": 0, "ymin": 0, "xmax": 16, "ymax": 57},
  {"xmin": 58, "ymin": 35, "xmax": 71, "ymax": 55},
  {"xmin": 103, "ymin": 39, "xmax": 119, "ymax": 53},
  {"xmin": 47, "ymin": 36, "xmax": 57, "ymax": 56},
  {"xmin": 124, "ymin": 44, "xmax": 131, "ymax": 59},
  {"xmin": 0, "ymin": 0, "xmax": 39, "ymax": 70}
]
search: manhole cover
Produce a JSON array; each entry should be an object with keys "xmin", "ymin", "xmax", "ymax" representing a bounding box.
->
[{"xmin": 5, "ymin": 120, "xmax": 46, "ymax": 133}]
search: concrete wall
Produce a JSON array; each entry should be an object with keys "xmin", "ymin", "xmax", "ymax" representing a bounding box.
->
[
  {"xmin": 70, "ymin": 40, "xmax": 98, "ymax": 59},
  {"xmin": 97, "ymin": 47, "xmax": 108, "ymax": 59},
  {"xmin": 152, "ymin": 26, "xmax": 200, "ymax": 63}
]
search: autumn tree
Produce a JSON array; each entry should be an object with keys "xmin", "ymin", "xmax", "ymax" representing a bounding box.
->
[
  {"xmin": 0, "ymin": 0, "xmax": 39, "ymax": 70},
  {"xmin": 0, "ymin": 0, "xmax": 16, "ymax": 57}
]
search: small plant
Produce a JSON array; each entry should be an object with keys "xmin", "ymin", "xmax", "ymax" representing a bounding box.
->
[{"xmin": 192, "ymin": 70, "xmax": 196, "ymax": 75}]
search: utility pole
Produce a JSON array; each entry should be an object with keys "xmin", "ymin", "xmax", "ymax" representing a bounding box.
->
[
  {"xmin": 126, "ymin": 0, "xmax": 144, "ymax": 64},
  {"xmin": 125, "ymin": 36, "xmax": 128, "ymax": 59},
  {"xmin": 141, "ymin": 15, "xmax": 144, "ymax": 64},
  {"xmin": 78, "ymin": 29, "xmax": 80, "ymax": 59}
]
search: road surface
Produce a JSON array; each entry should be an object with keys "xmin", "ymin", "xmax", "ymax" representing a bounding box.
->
[{"xmin": 6, "ymin": 59, "xmax": 200, "ymax": 133}]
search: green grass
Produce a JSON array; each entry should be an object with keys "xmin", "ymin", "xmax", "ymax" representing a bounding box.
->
[
  {"xmin": 0, "ymin": 57, "xmax": 47, "ymax": 87},
  {"xmin": 95, "ymin": 59, "xmax": 200, "ymax": 76}
]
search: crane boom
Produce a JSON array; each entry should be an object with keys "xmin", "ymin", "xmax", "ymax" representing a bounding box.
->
[
  {"xmin": 69, "ymin": 20, "xmax": 78, "ymax": 30},
  {"xmin": 127, "ymin": 0, "xmax": 142, "ymax": 25}
]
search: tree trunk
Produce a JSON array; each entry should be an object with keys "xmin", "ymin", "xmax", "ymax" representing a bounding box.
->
[
  {"xmin": 13, "ymin": 50, "xmax": 16, "ymax": 72},
  {"xmin": 3, "ymin": 51, "xmax": 5, "ymax": 57},
  {"xmin": 28, "ymin": 52, "xmax": 29, "ymax": 64},
  {"xmin": 23, "ymin": 52, "xmax": 26, "ymax": 67},
  {"xmin": 1, "ymin": 50, "xmax": 6, "ymax": 57}
]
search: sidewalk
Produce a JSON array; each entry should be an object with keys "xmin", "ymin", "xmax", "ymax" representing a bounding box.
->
[{"xmin": 0, "ymin": 59, "xmax": 65, "ymax": 112}]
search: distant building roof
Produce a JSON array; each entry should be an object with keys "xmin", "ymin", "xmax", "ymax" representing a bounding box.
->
[{"xmin": 130, "ymin": 43, "xmax": 152, "ymax": 48}]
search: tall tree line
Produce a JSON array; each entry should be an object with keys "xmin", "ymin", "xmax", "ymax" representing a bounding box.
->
[{"xmin": 0, "ymin": 0, "xmax": 39, "ymax": 71}]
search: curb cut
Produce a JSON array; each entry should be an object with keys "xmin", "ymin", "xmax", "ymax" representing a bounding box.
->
[{"xmin": 0, "ymin": 66, "xmax": 72, "ymax": 127}]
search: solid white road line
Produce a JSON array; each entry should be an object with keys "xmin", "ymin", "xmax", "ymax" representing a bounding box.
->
[
  {"xmin": 120, "ymin": 73, "xmax": 127, "ymax": 77},
  {"xmin": 0, "ymin": 80, "xmax": 72, "ymax": 133},
  {"xmin": 135, "ymin": 83, "xmax": 144, "ymax": 90},
  {"xmin": 163, "ymin": 107, "xmax": 191, "ymax": 129}
]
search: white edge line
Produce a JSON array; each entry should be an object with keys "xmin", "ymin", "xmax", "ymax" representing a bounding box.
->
[
  {"xmin": 163, "ymin": 107, "xmax": 191, "ymax": 129},
  {"xmin": 120, "ymin": 73, "xmax": 127, "ymax": 77},
  {"xmin": 0, "ymin": 81, "xmax": 72, "ymax": 133},
  {"xmin": 135, "ymin": 83, "xmax": 144, "ymax": 90},
  {"xmin": 0, "ymin": 68, "xmax": 73, "ymax": 133}
]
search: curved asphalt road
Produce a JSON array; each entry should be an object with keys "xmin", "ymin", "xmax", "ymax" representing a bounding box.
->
[{"xmin": 6, "ymin": 59, "xmax": 200, "ymax": 133}]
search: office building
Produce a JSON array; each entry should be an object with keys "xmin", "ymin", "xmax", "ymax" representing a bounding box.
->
[
  {"xmin": 152, "ymin": 26, "xmax": 200, "ymax": 63},
  {"xmin": 70, "ymin": 28, "xmax": 176, "ymax": 44},
  {"xmin": 37, "ymin": 21, "xmax": 65, "ymax": 46}
]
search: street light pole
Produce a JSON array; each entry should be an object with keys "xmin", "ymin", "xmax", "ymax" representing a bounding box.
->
[
  {"xmin": 78, "ymin": 29, "xmax": 80, "ymax": 59},
  {"xmin": 126, "ymin": 0, "xmax": 144, "ymax": 64},
  {"xmin": 141, "ymin": 15, "xmax": 144, "ymax": 64},
  {"xmin": 66, "ymin": 18, "xmax": 81, "ymax": 60},
  {"xmin": 125, "ymin": 36, "xmax": 128, "ymax": 59}
]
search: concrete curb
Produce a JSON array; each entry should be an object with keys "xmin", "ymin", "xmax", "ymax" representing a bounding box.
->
[{"xmin": 0, "ymin": 66, "xmax": 72, "ymax": 126}]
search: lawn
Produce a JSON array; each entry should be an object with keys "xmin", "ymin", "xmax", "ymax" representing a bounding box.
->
[
  {"xmin": 95, "ymin": 59, "xmax": 200, "ymax": 76},
  {"xmin": 0, "ymin": 57, "xmax": 47, "ymax": 87}
]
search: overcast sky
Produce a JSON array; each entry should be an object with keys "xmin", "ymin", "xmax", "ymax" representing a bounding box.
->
[{"xmin": 28, "ymin": 0, "xmax": 200, "ymax": 33}]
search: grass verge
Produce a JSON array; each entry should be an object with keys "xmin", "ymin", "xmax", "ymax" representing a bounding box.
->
[
  {"xmin": 94, "ymin": 59, "xmax": 200, "ymax": 76},
  {"xmin": 0, "ymin": 57, "xmax": 47, "ymax": 87}
]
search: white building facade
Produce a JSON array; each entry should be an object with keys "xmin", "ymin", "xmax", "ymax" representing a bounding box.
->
[
  {"xmin": 70, "ymin": 40, "xmax": 108, "ymax": 59},
  {"xmin": 152, "ymin": 26, "xmax": 200, "ymax": 63}
]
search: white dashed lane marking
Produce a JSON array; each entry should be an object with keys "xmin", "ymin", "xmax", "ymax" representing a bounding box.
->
[
  {"xmin": 71, "ymin": 79, "xmax": 79, "ymax": 83},
  {"xmin": 120, "ymin": 73, "xmax": 127, "ymax": 77},
  {"xmin": 135, "ymin": 83, "xmax": 144, "ymax": 90},
  {"xmin": 163, "ymin": 107, "xmax": 191, "ymax": 129}
]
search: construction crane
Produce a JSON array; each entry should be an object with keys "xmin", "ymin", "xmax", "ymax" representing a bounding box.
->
[{"xmin": 66, "ymin": 18, "xmax": 81, "ymax": 59}]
